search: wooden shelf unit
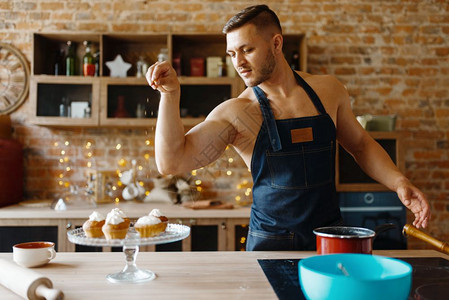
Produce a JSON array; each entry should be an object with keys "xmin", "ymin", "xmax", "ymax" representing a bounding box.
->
[
  {"xmin": 29, "ymin": 75, "xmax": 100, "ymax": 126},
  {"xmin": 30, "ymin": 32, "xmax": 307, "ymax": 128}
]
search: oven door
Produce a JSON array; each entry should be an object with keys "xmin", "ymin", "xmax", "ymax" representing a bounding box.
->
[{"xmin": 339, "ymin": 192, "xmax": 407, "ymax": 250}]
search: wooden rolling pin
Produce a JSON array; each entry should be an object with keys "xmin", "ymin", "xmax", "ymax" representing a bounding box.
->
[
  {"xmin": 403, "ymin": 224, "xmax": 449, "ymax": 255},
  {"xmin": 0, "ymin": 258, "xmax": 64, "ymax": 300}
]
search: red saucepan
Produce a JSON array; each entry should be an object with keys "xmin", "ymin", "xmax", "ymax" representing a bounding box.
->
[{"xmin": 313, "ymin": 223, "xmax": 396, "ymax": 254}]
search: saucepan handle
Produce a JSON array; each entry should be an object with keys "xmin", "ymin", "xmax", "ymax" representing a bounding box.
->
[{"xmin": 373, "ymin": 223, "xmax": 396, "ymax": 239}]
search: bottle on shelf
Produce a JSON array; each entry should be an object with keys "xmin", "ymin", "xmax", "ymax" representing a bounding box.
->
[
  {"xmin": 142, "ymin": 60, "xmax": 148, "ymax": 77},
  {"xmin": 172, "ymin": 53, "xmax": 182, "ymax": 76},
  {"xmin": 218, "ymin": 58, "xmax": 227, "ymax": 77},
  {"xmin": 59, "ymin": 97, "xmax": 67, "ymax": 117},
  {"xmin": 54, "ymin": 49, "xmax": 64, "ymax": 76},
  {"xmin": 136, "ymin": 56, "xmax": 146, "ymax": 78},
  {"xmin": 290, "ymin": 51, "xmax": 300, "ymax": 71},
  {"xmin": 114, "ymin": 96, "xmax": 130, "ymax": 118},
  {"xmin": 94, "ymin": 51, "xmax": 100, "ymax": 77},
  {"xmin": 84, "ymin": 93, "xmax": 92, "ymax": 118},
  {"xmin": 67, "ymin": 99, "xmax": 71, "ymax": 117},
  {"xmin": 84, "ymin": 104, "xmax": 91, "ymax": 118},
  {"xmin": 136, "ymin": 102, "xmax": 145, "ymax": 118},
  {"xmin": 59, "ymin": 97, "xmax": 71, "ymax": 117},
  {"xmin": 83, "ymin": 41, "xmax": 95, "ymax": 76},
  {"xmin": 65, "ymin": 41, "xmax": 76, "ymax": 76},
  {"xmin": 157, "ymin": 48, "xmax": 169, "ymax": 62}
]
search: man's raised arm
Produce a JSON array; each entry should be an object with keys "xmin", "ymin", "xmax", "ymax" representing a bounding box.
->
[{"xmin": 146, "ymin": 61, "xmax": 236, "ymax": 175}]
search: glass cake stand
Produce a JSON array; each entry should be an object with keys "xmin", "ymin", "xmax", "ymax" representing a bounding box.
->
[{"xmin": 67, "ymin": 224, "xmax": 190, "ymax": 283}]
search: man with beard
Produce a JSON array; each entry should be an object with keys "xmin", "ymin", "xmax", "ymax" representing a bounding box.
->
[{"xmin": 146, "ymin": 5, "xmax": 430, "ymax": 251}]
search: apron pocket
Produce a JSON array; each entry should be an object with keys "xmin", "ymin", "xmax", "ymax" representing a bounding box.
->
[
  {"xmin": 247, "ymin": 228, "xmax": 294, "ymax": 251},
  {"xmin": 266, "ymin": 141, "xmax": 333, "ymax": 189}
]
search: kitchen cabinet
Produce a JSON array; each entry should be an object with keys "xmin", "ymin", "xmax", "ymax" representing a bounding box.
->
[
  {"xmin": 30, "ymin": 32, "xmax": 307, "ymax": 128},
  {"xmin": 30, "ymin": 75, "xmax": 100, "ymax": 126},
  {"xmin": 0, "ymin": 226, "xmax": 58, "ymax": 252},
  {"xmin": 0, "ymin": 202, "xmax": 250, "ymax": 252},
  {"xmin": 98, "ymin": 76, "xmax": 243, "ymax": 127},
  {"xmin": 99, "ymin": 77, "xmax": 159, "ymax": 127}
]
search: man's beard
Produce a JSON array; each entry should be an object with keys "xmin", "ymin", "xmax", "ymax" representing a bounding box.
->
[{"xmin": 243, "ymin": 50, "xmax": 275, "ymax": 87}]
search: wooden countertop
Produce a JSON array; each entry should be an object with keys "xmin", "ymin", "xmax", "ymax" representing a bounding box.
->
[
  {"xmin": 0, "ymin": 201, "xmax": 251, "ymax": 220},
  {"xmin": 0, "ymin": 250, "xmax": 446, "ymax": 299}
]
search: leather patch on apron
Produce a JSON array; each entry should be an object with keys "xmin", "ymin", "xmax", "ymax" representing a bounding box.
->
[{"xmin": 291, "ymin": 127, "xmax": 313, "ymax": 143}]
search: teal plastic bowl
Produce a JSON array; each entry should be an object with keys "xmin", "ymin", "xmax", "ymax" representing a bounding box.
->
[{"xmin": 298, "ymin": 254, "xmax": 412, "ymax": 300}]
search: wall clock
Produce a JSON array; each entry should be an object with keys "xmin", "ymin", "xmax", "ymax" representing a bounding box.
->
[{"xmin": 0, "ymin": 42, "xmax": 30, "ymax": 114}]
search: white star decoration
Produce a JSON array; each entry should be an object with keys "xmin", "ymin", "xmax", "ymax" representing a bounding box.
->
[{"xmin": 106, "ymin": 54, "xmax": 131, "ymax": 78}]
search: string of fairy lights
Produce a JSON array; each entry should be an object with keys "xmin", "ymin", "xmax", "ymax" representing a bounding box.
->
[
  {"xmin": 54, "ymin": 135, "xmax": 252, "ymax": 206},
  {"xmin": 55, "ymin": 140, "xmax": 72, "ymax": 189}
]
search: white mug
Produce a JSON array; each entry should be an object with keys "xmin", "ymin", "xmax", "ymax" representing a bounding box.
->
[{"xmin": 13, "ymin": 241, "xmax": 56, "ymax": 268}]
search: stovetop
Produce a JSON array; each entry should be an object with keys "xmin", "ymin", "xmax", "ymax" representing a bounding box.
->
[{"xmin": 258, "ymin": 257, "xmax": 449, "ymax": 300}]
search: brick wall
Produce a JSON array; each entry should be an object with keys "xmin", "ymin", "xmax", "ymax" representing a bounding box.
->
[{"xmin": 1, "ymin": 0, "xmax": 448, "ymax": 249}]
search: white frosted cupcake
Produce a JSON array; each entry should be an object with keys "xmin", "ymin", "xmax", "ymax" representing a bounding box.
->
[
  {"xmin": 102, "ymin": 208, "xmax": 130, "ymax": 239},
  {"xmin": 83, "ymin": 211, "xmax": 106, "ymax": 238},
  {"xmin": 149, "ymin": 209, "xmax": 169, "ymax": 223},
  {"xmin": 135, "ymin": 215, "xmax": 167, "ymax": 238},
  {"xmin": 106, "ymin": 208, "xmax": 130, "ymax": 225}
]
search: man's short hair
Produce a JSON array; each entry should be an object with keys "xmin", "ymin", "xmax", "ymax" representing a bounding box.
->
[{"xmin": 222, "ymin": 5, "xmax": 282, "ymax": 35}]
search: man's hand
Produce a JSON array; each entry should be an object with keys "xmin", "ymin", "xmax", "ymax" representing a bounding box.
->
[
  {"xmin": 146, "ymin": 61, "xmax": 180, "ymax": 94},
  {"xmin": 396, "ymin": 179, "xmax": 431, "ymax": 229}
]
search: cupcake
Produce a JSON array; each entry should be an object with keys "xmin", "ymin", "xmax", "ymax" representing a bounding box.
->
[
  {"xmin": 135, "ymin": 209, "xmax": 168, "ymax": 238},
  {"xmin": 149, "ymin": 209, "xmax": 168, "ymax": 224},
  {"xmin": 102, "ymin": 208, "xmax": 130, "ymax": 240},
  {"xmin": 135, "ymin": 215, "xmax": 167, "ymax": 238},
  {"xmin": 107, "ymin": 208, "xmax": 131, "ymax": 227},
  {"xmin": 82, "ymin": 211, "xmax": 106, "ymax": 238}
]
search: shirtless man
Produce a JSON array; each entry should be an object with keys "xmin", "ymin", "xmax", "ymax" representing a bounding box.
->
[{"xmin": 147, "ymin": 5, "xmax": 430, "ymax": 250}]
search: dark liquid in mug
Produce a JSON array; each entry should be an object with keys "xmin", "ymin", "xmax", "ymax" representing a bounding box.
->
[{"xmin": 15, "ymin": 242, "xmax": 53, "ymax": 249}]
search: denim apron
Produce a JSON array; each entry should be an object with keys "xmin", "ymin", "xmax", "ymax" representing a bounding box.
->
[{"xmin": 247, "ymin": 71, "xmax": 342, "ymax": 251}]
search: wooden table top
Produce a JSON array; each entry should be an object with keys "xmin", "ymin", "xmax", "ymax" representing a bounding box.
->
[{"xmin": 0, "ymin": 250, "xmax": 446, "ymax": 300}]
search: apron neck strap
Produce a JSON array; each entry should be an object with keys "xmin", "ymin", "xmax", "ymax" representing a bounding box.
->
[
  {"xmin": 252, "ymin": 85, "xmax": 282, "ymax": 152},
  {"xmin": 292, "ymin": 71, "xmax": 327, "ymax": 115}
]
